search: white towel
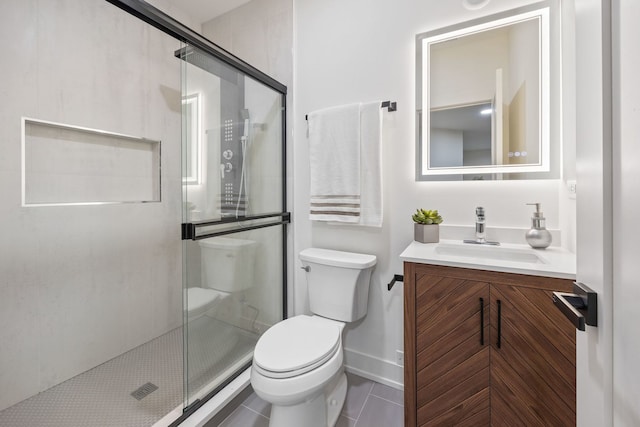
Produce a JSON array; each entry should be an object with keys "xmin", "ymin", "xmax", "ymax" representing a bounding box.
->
[
  {"xmin": 308, "ymin": 104, "xmax": 361, "ymax": 223},
  {"xmin": 359, "ymin": 101, "xmax": 383, "ymax": 227}
]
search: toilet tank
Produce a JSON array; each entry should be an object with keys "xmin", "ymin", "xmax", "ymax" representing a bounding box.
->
[
  {"xmin": 299, "ymin": 248, "xmax": 376, "ymax": 322},
  {"xmin": 199, "ymin": 237, "xmax": 257, "ymax": 292}
]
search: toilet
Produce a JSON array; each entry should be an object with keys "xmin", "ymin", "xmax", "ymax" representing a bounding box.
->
[
  {"xmin": 251, "ymin": 248, "xmax": 376, "ymax": 427},
  {"xmin": 186, "ymin": 236, "xmax": 257, "ymax": 322}
]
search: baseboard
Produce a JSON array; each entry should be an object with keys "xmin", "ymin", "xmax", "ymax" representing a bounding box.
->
[{"xmin": 343, "ymin": 348, "xmax": 403, "ymax": 391}]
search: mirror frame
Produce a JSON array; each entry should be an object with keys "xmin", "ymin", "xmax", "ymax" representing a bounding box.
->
[{"xmin": 416, "ymin": 5, "xmax": 550, "ymax": 180}]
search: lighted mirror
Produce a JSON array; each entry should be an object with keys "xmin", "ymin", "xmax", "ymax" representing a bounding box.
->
[{"xmin": 416, "ymin": 5, "xmax": 551, "ymax": 180}]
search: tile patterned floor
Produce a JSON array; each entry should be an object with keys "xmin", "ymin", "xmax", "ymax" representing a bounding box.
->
[
  {"xmin": 217, "ymin": 372, "xmax": 403, "ymax": 427},
  {"xmin": 0, "ymin": 328, "xmax": 183, "ymax": 427},
  {"xmin": 0, "ymin": 316, "xmax": 257, "ymax": 427}
]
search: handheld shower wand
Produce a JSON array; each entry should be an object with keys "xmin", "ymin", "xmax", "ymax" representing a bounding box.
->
[{"xmin": 237, "ymin": 109, "xmax": 250, "ymax": 217}]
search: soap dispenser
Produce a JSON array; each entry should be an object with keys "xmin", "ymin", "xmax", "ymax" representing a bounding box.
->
[{"xmin": 525, "ymin": 203, "xmax": 552, "ymax": 249}]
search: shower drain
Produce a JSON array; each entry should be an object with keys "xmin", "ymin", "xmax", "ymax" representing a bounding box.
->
[{"xmin": 130, "ymin": 382, "xmax": 159, "ymax": 400}]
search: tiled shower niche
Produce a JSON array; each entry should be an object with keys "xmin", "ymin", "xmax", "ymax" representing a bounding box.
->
[{"xmin": 22, "ymin": 118, "xmax": 161, "ymax": 206}]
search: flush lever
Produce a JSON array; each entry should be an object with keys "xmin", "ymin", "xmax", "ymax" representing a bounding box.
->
[{"xmin": 300, "ymin": 266, "xmax": 310, "ymax": 272}]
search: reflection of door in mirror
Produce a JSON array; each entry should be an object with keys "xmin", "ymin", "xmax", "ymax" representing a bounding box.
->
[
  {"xmin": 430, "ymin": 103, "xmax": 492, "ymax": 168},
  {"xmin": 493, "ymin": 68, "xmax": 504, "ymax": 167}
]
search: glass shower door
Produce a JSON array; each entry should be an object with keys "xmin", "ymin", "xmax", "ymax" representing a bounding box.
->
[{"xmin": 179, "ymin": 44, "xmax": 287, "ymax": 409}]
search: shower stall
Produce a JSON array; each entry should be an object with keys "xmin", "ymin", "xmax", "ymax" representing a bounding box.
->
[
  {"xmin": 178, "ymin": 37, "xmax": 288, "ymax": 419},
  {"xmin": 0, "ymin": 1, "xmax": 287, "ymax": 426}
]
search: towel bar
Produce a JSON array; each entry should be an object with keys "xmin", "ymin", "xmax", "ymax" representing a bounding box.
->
[{"xmin": 305, "ymin": 101, "xmax": 397, "ymax": 120}]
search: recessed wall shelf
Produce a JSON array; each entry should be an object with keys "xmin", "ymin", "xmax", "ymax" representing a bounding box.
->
[{"xmin": 22, "ymin": 117, "xmax": 161, "ymax": 206}]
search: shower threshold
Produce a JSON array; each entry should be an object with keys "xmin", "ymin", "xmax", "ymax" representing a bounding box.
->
[{"xmin": 153, "ymin": 354, "xmax": 254, "ymax": 427}]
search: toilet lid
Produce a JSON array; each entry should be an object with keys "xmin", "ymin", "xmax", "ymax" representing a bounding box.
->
[{"xmin": 253, "ymin": 316, "xmax": 341, "ymax": 378}]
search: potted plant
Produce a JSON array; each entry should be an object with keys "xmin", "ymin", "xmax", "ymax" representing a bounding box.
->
[{"xmin": 412, "ymin": 209, "xmax": 443, "ymax": 243}]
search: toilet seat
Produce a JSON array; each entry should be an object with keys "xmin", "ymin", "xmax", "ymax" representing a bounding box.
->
[
  {"xmin": 253, "ymin": 316, "xmax": 341, "ymax": 379},
  {"xmin": 186, "ymin": 287, "xmax": 226, "ymax": 318}
]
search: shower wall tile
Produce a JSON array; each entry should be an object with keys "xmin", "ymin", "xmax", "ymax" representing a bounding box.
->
[
  {"xmin": 0, "ymin": 0, "xmax": 183, "ymax": 411},
  {"xmin": 123, "ymin": 245, "xmax": 157, "ymax": 350},
  {"xmin": 0, "ymin": 279, "xmax": 41, "ymax": 410},
  {"xmin": 146, "ymin": 0, "xmax": 203, "ymax": 34},
  {"xmin": 0, "ymin": 0, "xmax": 37, "ymax": 176},
  {"xmin": 201, "ymin": 0, "xmax": 293, "ymax": 87},
  {"xmin": 266, "ymin": 8, "xmax": 294, "ymax": 87}
]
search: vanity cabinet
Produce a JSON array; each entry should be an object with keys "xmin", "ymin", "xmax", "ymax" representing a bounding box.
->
[{"xmin": 404, "ymin": 262, "xmax": 576, "ymax": 426}]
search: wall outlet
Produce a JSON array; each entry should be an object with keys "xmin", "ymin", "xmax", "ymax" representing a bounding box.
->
[
  {"xmin": 567, "ymin": 180, "xmax": 577, "ymax": 199},
  {"xmin": 396, "ymin": 350, "xmax": 404, "ymax": 367}
]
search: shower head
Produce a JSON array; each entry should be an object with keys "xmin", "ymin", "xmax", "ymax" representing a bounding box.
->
[{"xmin": 175, "ymin": 46, "xmax": 238, "ymax": 84}]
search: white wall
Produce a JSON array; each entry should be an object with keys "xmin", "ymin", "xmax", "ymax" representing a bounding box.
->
[
  {"xmin": 294, "ymin": 0, "xmax": 575, "ymax": 386},
  {"xmin": 146, "ymin": 0, "xmax": 203, "ymax": 32},
  {"xmin": 559, "ymin": 0, "xmax": 577, "ymax": 254},
  {"xmin": 0, "ymin": 0, "xmax": 183, "ymax": 411}
]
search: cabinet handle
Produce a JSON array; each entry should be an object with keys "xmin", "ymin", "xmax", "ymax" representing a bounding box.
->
[
  {"xmin": 497, "ymin": 299, "xmax": 502, "ymax": 349},
  {"xmin": 479, "ymin": 297, "xmax": 484, "ymax": 346}
]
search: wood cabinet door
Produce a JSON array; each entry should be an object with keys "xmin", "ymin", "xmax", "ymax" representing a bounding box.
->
[
  {"xmin": 405, "ymin": 263, "xmax": 576, "ymax": 427},
  {"xmin": 414, "ymin": 270, "xmax": 491, "ymax": 426},
  {"xmin": 490, "ymin": 283, "xmax": 576, "ymax": 426}
]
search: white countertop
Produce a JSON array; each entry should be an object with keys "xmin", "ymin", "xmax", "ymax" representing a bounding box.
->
[{"xmin": 400, "ymin": 239, "xmax": 576, "ymax": 279}]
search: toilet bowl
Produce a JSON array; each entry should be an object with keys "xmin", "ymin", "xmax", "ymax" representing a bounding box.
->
[
  {"xmin": 252, "ymin": 315, "xmax": 344, "ymax": 401},
  {"xmin": 251, "ymin": 248, "xmax": 376, "ymax": 427},
  {"xmin": 186, "ymin": 236, "xmax": 257, "ymax": 321}
]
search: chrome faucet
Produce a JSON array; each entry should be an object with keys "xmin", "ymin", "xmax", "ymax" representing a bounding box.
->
[
  {"xmin": 464, "ymin": 206, "xmax": 500, "ymax": 245},
  {"xmin": 474, "ymin": 207, "xmax": 487, "ymax": 243}
]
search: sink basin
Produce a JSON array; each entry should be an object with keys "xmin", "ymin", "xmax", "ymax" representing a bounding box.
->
[{"xmin": 435, "ymin": 243, "xmax": 546, "ymax": 264}]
